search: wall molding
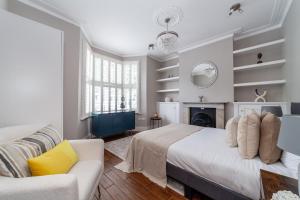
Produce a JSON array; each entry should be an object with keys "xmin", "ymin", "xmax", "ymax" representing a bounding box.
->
[{"xmin": 178, "ymin": 33, "xmax": 235, "ymax": 54}]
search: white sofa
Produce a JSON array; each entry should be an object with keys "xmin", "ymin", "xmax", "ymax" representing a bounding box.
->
[{"xmin": 0, "ymin": 124, "xmax": 104, "ymax": 200}]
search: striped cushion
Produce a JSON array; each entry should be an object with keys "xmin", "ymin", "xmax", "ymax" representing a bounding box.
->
[{"xmin": 0, "ymin": 125, "xmax": 62, "ymax": 178}]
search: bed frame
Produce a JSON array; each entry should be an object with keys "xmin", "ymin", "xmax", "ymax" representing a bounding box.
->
[{"xmin": 166, "ymin": 162, "xmax": 252, "ymax": 200}]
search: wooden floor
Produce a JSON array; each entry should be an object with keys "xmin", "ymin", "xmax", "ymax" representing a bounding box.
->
[{"xmin": 101, "ymin": 149, "xmax": 210, "ymax": 200}]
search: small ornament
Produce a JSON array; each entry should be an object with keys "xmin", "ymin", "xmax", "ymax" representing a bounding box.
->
[
  {"xmin": 257, "ymin": 52, "xmax": 263, "ymax": 64},
  {"xmin": 254, "ymin": 89, "xmax": 267, "ymax": 102},
  {"xmin": 165, "ymin": 96, "xmax": 171, "ymax": 102},
  {"xmin": 120, "ymin": 96, "xmax": 125, "ymax": 111},
  {"xmin": 154, "ymin": 112, "xmax": 159, "ymax": 118}
]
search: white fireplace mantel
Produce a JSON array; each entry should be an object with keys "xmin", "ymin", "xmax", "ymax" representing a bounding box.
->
[{"xmin": 183, "ymin": 102, "xmax": 225, "ymax": 129}]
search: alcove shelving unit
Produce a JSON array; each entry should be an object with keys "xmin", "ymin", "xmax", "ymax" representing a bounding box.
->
[
  {"xmin": 156, "ymin": 63, "xmax": 180, "ymax": 93},
  {"xmin": 156, "ymin": 62, "xmax": 180, "ymax": 102},
  {"xmin": 233, "ymin": 28, "xmax": 286, "ymax": 102}
]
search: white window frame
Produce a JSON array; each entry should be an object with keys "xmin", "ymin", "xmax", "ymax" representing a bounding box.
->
[{"xmin": 81, "ymin": 48, "xmax": 140, "ymax": 117}]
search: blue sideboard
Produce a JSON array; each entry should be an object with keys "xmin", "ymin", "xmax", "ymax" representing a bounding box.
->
[{"xmin": 91, "ymin": 111, "xmax": 135, "ymax": 138}]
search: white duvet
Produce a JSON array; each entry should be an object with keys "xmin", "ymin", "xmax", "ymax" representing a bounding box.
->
[{"xmin": 167, "ymin": 128, "xmax": 297, "ymax": 200}]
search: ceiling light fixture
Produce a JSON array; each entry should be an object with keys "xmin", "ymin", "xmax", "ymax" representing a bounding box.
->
[
  {"xmin": 229, "ymin": 3, "xmax": 243, "ymax": 16},
  {"xmin": 148, "ymin": 6, "xmax": 183, "ymax": 54},
  {"xmin": 156, "ymin": 17, "xmax": 179, "ymax": 53},
  {"xmin": 148, "ymin": 43, "xmax": 155, "ymax": 51}
]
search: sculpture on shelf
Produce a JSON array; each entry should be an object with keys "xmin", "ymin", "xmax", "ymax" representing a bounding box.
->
[
  {"xmin": 120, "ymin": 96, "xmax": 125, "ymax": 111},
  {"xmin": 165, "ymin": 96, "xmax": 172, "ymax": 102},
  {"xmin": 257, "ymin": 52, "xmax": 263, "ymax": 64},
  {"xmin": 254, "ymin": 89, "xmax": 267, "ymax": 102}
]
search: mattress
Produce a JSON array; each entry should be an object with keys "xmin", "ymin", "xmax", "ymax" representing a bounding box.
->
[{"xmin": 167, "ymin": 128, "xmax": 297, "ymax": 200}]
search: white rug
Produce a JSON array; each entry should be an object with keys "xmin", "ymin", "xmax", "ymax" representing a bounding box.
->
[
  {"xmin": 104, "ymin": 135, "xmax": 184, "ymax": 195},
  {"xmin": 104, "ymin": 136, "xmax": 133, "ymax": 160}
]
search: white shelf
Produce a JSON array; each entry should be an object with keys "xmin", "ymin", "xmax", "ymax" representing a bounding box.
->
[
  {"xmin": 233, "ymin": 39, "xmax": 285, "ymax": 55},
  {"xmin": 156, "ymin": 76, "xmax": 179, "ymax": 82},
  {"xmin": 233, "ymin": 59, "xmax": 286, "ymax": 71},
  {"xmin": 157, "ymin": 64, "xmax": 179, "ymax": 72},
  {"xmin": 156, "ymin": 89, "xmax": 180, "ymax": 93},
  {"xmin": 234, "ymin": 80, "xmax": 286, "ymax": 87}
]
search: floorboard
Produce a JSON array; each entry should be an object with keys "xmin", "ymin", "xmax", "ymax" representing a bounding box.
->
[{"xmin": 102, "ymin": 149, "xmax": 211, "ymax": 200}]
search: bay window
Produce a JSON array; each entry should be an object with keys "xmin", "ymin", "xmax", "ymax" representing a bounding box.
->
[{"xmin": 81, "ymin": 46, "xmax": 140, "ymax": 118}]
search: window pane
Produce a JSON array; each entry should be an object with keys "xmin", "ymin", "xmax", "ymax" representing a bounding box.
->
[
  {"xmin": 131, "ymin": 63, "xmax": 137, "ymax": 85},
  {"xmin": 103, "ymin": 87, "xmax": 109, "ymax": 112},
  {"xmin": 85, "ymin": 83, "xmax": 90, "ymax": 114},
  {"xmin": 110, "ymin": 62, "xmax": 116, "ymax": 83},
  {"xmin": 95, "ymin": 57, "xmax": 101, "ymax": 81},
  {"xmin": 117, "ymin": 88, "xmax": 122, "ymax": 111},
  {"xmin": 110, "ymin": 88, "xmax": 116, "ymax": 111},
  {"xmin": 103, "ymin": 60, "xmax": 109, "ymax": 82},
  {"xmin": 124, "ymin": 88, "xmax": 130, "ymax": 110},
  {"xmin": 124, "ymin": 64, "xmax": 131, "ymax": 84},
  {"xmin": 131, "ymin": 89, "xmax": 137, "ymax": 110},
  {"xmin": 94, "ymin": 86, "xmax": 101, "ymax": 112},
  {"xmin": 86, "ymin": 50, "xmax": 93, "ymax": 81},
  {"xmin": 116, "ymin": 64, "xmax": 122, "ymax": 84}
]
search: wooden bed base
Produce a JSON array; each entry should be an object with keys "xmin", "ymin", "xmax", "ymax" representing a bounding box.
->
[{"xmin": 166, "ymin": 162, "xmax": 251, "ymax": 200}]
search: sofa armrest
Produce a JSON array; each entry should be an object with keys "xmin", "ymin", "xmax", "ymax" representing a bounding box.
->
[
  {"xmin": 0, "ymin": 174, "xmax": 78, "ymax": 200},
  {"xmin": 69, "ymin": 139, "xmax": 104, "ymax": 163}
]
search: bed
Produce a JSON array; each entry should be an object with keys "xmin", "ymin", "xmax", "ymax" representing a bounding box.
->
[
  {"xmin": 167, "ymin": 128, "xmax": 297, "ymax": 200},
  {"xmin": 117, "ymin": 124, "xmax": 297, "ymax": 200}
]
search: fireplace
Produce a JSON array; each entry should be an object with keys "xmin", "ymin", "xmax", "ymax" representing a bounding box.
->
[
  {"xmin": 190, "ymin": 107, "xmax": 216, "ymax": 128},
  {"xmin": 183, "ymin": 103, "xmax": 225, "ymax": 129}
]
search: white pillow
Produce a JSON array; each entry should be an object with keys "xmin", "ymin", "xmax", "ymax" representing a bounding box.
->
[{"xmin": 281, "ymin": 151, "xmax": 300, "ymax": 170}]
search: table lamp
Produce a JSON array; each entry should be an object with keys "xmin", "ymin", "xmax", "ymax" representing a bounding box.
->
[{"xmin": 278, "ymin": 115, "xmax": 300, "ymax": 194}]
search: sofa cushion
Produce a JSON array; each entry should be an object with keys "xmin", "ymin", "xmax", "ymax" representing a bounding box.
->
[
  {"xmin": 0, "ymin": 125, "xmax": 62, "ymax": 177},
  {"xmin": 259, "ymin": 113, "xmax": 282, "ymax": 164},
  {"xmin": 69, "ymin": 160, "xmax": 103, "ymax": 200},
  {"xmin": 237, "ymin": 112, "xmax": 261, "ymax": 159},
  {"xmin": 226, "ymin": 117, "xmax": 240, "ymax": 147},
  {"xmin": 28, "ymin": 140, "xmax": 78, "ymax": 176}
]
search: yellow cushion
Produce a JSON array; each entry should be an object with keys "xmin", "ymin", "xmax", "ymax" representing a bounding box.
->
[{"xmin": 28, "ymin": 140, "xmax": 78, "ymax": 176}]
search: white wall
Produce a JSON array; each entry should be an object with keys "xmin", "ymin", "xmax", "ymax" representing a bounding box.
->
[
  {"xmin": 0, "ymin": 9, "xmax": 63, "ymax": 132},
  {"xmin": 179, "ymin": 37, "xmax": 234, "ymax": 103},
  {"xmin": 0, "ymin": 0, "xmax": 7, "ymax": 9},
  {"xmin": 283, "ymin": 0, "xmax": 300, "ymax": 102},
  {"xmin": 6, "ymin": 0, "xmax": 87, "ymax": 139}
]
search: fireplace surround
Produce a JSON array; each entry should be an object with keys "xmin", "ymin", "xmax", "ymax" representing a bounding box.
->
[{"xmin": 183, "ymin": 103, "xmax": 225, "ymax": 129}]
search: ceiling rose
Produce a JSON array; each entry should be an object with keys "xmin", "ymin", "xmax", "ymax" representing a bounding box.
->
[{"xmin": 155, "ymin": 6, "xmax": 183, "ymax": 28}]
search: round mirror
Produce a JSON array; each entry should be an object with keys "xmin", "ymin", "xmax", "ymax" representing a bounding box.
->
[{"xmin": 191, "ymin": 62, "xmax": 218, "ymax": 88}]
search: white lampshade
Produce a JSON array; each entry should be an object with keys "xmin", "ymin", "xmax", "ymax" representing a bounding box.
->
[
  {"xmin": 278, "ymin": 115, "xmax": 300, "ymax": 195},
  {"xmin": 278, "ymin": 115, "xmax": 300, "ymax": 155}
]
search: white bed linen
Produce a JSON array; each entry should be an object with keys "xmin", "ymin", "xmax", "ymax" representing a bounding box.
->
[{"xmin": 167, "ymin": 128, "xmax": 297, "ymax": 200}]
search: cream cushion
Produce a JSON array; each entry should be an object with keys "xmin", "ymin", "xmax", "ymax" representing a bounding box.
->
[
  {"xmin": 259, "ymin": 113, "xmax": 282, "ymax": 164},
  {"xmin": 226, "ymin": 117, "xmax": 240, "ymax": 147},
  {"xmin": 237, "ymin": 113, "xmax": 261, "ymax": 159}
]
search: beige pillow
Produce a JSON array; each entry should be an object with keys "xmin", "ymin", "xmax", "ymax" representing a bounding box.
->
[
  {"xmin": 226, "ymin": 117, "xmax": 240, "ymax": 147},
  {"xmin": 259, "ymin": 113, "xmax": 282, "ymax": 164},
  {"xmin": 237, "ymin": 112, "xmax": 261, "ymax": 159}
]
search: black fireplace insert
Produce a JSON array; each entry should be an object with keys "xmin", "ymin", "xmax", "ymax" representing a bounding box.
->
[{"xmin": 190, "ymin": 107, "xmax": 216, "ymax": 128}]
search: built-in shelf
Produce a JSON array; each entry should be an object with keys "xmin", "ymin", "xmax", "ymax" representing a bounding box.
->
[
  {"xmin": 156, "ymin": 89, "xmax": 180, "ymax": 93},
  {"xmin": 156, "ymin": 76, "xmax": 179, "ymax": 82},
  {"xmin": 234, "ymin": 80, "xmax": 286, "ymax": 87},
  {"xmin": 233, "ymin": 39, "xmax": 285, "ymax": 55},
  {"xmin": 157, "ymin": 64, "xmax": 179, "ymax": 72},
  {"xmin": 233, "ymin": 59, "xmax": 286, "ymax": 71}
]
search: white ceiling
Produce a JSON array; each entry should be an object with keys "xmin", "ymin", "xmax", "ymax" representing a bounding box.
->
[{"xmin": 20, "ymin": 0, "xmax": 291, "ymax": 60}]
